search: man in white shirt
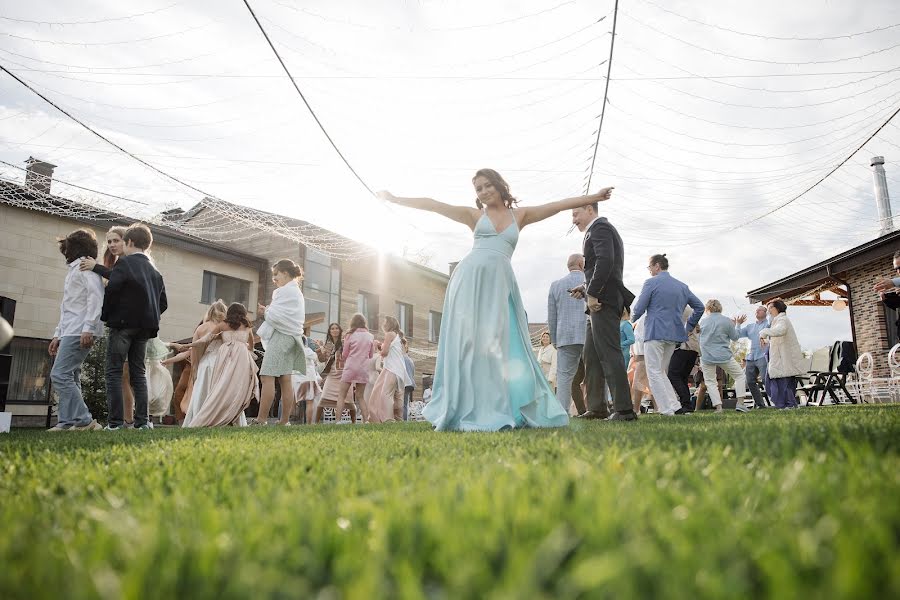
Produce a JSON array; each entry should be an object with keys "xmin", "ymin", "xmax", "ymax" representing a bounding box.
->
[{"xmin": 47, "ymin": 229, "xmax": 105, "ymax": 431}]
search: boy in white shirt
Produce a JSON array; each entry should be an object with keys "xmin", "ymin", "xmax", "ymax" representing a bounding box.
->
[{"xmin": 47, "ymin": 229, "xmax": 105, "ymax": 431}]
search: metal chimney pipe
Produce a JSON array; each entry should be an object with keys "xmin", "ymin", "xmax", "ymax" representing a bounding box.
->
[{"xmin": 870, "ymin": 156, "xmax": 893, "ymax": 236}]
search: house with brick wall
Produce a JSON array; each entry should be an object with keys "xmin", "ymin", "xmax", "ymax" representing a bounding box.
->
[
  {"xmin": 747, "ymin": 230, "xmax": 900, "ymax": 378},
  {"xmin": 0, "ymin": 159, "xmax": 449, "ymax": 426}
]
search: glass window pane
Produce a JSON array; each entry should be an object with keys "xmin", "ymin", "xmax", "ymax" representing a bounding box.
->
[
  {"xmin": 330, "ymin": 295, "xmax": 340, "ymax": 326},
  {"xmin": 306, "ymin": 248, "xmax": 331, "ymax": 266},
  {"xmin": 306, "ymin": 298, "xmax": 328, "ymax": 328},
  {"xmin": 305, "ymin": 288, "xmax": 331, "ymax": 304},
  {"xmin": 201, "ymin": 271, "xmax": 250, "ymax": 306},
  {"xmin": 303, "ymin": 261, "xmax": 331, "ymax": 293},
  {"xmin": 7, "ymin": 338, "xmax": 52, "ymax": 403},
  {"xmin": 331, "ymin": 267, "xmax": 341, "ymax": 294}
]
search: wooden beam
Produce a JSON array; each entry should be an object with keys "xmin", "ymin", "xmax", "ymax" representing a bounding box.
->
[
  {"xmin": 829, "ymin": 286, "xmax": 849, "ymax": 298},
  {"xmin": 789, "ymin": 300, "xmax": 833, "ymax": 307}
]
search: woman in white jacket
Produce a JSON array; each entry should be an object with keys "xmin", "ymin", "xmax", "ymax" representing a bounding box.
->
[
  {"xmin": 759, "ymin": 300, "xmax": 806, "ymax": 409},
  {"xmin": 254, "ymin": 259, "xmax": 306, "ymax": 425}
]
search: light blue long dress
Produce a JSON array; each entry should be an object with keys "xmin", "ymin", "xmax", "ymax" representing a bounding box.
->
[{"xmin": 422, "ymin": 210, "xmax": 570, "ymax": 431}]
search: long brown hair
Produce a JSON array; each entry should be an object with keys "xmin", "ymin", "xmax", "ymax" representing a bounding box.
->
[
  {"xmin": 326, "ymin": 322, "xmax": 344, "ymax": 351},
  {"xmin": 383, "ymin": 315, "xmax": 400, "ymax": 335},
  {"xmin": 103, "ymin": 226, "xmax": 127, "ymax": 269},
  {"xmin": 472, "ymin": 168, "xmax": 518, "ymax": 210},
  {"xmin": 348, "ymin": 313, "xmax": 367, "ymax": 334}
]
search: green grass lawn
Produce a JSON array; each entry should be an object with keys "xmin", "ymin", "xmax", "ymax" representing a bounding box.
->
[{"xmin": 1, "ymin": 406, "xmax": 898, "ymax": 599}]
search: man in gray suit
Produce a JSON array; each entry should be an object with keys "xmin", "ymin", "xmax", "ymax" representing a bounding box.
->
[
  {"xmin": 547, "ymin": 254, "xmax": 587, "ymax": 413},
  {"xmin": 570, "ymin": 202, "xmax": 637, "ymax": 421}
]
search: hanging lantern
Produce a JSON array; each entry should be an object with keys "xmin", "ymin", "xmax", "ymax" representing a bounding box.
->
[{"xmin": 832, "ymin": 299, "xmax": 848, "ymax": 311}]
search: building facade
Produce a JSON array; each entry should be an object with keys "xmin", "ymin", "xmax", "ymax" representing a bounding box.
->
[
  {"xmin": 0, "ymin": 177, "xmax": 448, "ymax": 425},
  {"xmin": 747, "ymin": 230, "xmax": 900, "ymax": 377}
]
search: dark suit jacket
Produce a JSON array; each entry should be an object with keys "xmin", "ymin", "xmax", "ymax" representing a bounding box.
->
[
  {"xmin": 583, "ymin": 217, "xmax": 634, "ymax": 313},
  {"xmin": 101, "ymin": 253, "xmax": 167, "ymax": 337}
]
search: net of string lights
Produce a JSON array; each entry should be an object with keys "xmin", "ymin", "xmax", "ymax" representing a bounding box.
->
[{"xmin": 0, "ymin": 0, "xmax": 898, "ymax": 271}]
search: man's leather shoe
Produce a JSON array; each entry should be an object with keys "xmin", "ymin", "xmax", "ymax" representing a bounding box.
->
[
  {"xmin": 575, "ymin": 410, "xmax": 610, "ymax": 420},
  {"xmin": 607, "ymin": 411, "xmax": 638, "ymax": 421}
]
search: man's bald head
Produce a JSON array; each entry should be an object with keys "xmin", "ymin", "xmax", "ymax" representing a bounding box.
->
[{"xmin": 567, "ymin": 254, "xmax": 584, "ymax": 271}]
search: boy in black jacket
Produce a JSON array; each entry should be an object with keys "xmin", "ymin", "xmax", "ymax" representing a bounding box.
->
[{"xmin": 101, "ymin": 223, "xmax": 167, "ymax": 429}]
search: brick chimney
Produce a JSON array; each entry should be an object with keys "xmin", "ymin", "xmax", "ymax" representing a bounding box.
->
[{"xmin": 24, "ymin": 157, "xmax": 56, "ymax": 195}]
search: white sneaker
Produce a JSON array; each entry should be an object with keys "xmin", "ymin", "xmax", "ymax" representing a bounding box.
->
[
  {"xmin": 46, "ymin": 424, "xmax": 71, "ymax": 432},
  {"xmin": 103, "ymin": 424, "xmax": 121, "ymax": 431},
  {"xmin": 72, "ymin": 420, "xmax": 102, "ymax": 431},
  {"xmin": 735, "ymin": 405, "xmax": 749, "ymax": 413}
]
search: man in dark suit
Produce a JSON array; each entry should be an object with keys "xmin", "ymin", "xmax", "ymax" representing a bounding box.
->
[
  {"xmin": 570, "ymin": 202, "xmax": 636, "ymax": 421},
  {"xmin": 101, "ymin": 223, "xmax": 167, "ymax": 430}
]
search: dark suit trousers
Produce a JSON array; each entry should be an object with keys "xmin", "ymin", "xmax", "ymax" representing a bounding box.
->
[
  {"xmin": 583, "ymin": 305, "xmax": 632, "ymax": 416},
  {"xmin": 667, "ymin": 349, "xmax": 698, "ymax": 410}
]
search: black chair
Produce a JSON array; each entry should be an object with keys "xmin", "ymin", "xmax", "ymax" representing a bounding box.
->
[{"xmin": 806, "ymin": 341, "xmax": 857, "ymax": 406}]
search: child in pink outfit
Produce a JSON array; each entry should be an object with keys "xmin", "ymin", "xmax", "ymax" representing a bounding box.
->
[{"xmin": 337, "ymin": 313, "xmax": 374, "ymax": 422}]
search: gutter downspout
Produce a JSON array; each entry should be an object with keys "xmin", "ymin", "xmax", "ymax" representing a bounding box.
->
[{"xmin": 827, "ymin": 266, "xmax": 857, "ymax": 350}]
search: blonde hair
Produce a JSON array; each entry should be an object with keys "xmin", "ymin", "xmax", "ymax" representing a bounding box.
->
[
  {"xmin": 205, "ymin": 299, "xmax": 227, "ymax": 323},
  {"xmin": 705, "ymin": 299, "xmax": 723, "ymax": 313}
]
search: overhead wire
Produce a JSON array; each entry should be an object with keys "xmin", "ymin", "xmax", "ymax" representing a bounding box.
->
[
  {"xmin": 585, "ymin": 0, "xmax": 618, "ymax": 194},
  {"xmin": 240, "ymin": 0, "xmax": 374, "ymax": 196},
  {"xmin": 635, "ymin": 0, "xmax": 900, "ymax": 42}
]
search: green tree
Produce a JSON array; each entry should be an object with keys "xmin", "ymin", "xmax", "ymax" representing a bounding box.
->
[{"xmin": 80, "ymin": 337, "xmax": 108, "ymax": 422}]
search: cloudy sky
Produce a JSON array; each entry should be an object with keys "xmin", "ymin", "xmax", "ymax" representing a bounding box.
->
[{"xmin": 2, "ymin": 0, "xmax": 899, "ymax": 349}]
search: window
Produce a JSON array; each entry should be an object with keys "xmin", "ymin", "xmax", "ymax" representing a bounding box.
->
[
  {"xmin": 6, "ymin": 337, "xmax": 52, "ymax": 404},
  {"xmin": 428, "ymin": 311, "xmax": 442, "ymax": 343},
  {"xmin": 358, "ymin": 291, "xmax": 379, "ymax": 330},
  {"xmin": 396, "ymin": 302, "xmax": 413, "ymax": 337},
  {"xmin": 304, "ymin": 248, "xmax": 341, "ymax": 337},
  {"xmin": 201, "ymin": 271, "xmax": 250, "ymax": 306}
]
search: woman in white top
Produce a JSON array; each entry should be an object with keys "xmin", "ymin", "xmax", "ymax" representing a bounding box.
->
[
  {"xmin": 536, "ymin": 332, "xmax": 557, "ymax": 391},
  {"xmin": 367, "ymin": 317, "xmax": 413, "ymax": 422},
  {"xmin": 759, "ymin": 300, "xmax": 806, "ymax": 409}
]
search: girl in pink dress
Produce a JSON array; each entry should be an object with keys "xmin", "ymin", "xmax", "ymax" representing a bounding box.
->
[
  {"xmin": 337, "ymin": 313, "xmax": 374, "ymax": 422},
  {"xmin": 367, "ymin": 316, "xmax": 414, "ymax": 423}
]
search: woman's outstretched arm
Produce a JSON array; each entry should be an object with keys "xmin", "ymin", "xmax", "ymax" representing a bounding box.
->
[
  {"xmin": 518, "ymin": 187, "xmax": 614, "ymax": 228},
  {"xmin": 377, "ymin": 191, "xmax": 480, "ymax": 230}
]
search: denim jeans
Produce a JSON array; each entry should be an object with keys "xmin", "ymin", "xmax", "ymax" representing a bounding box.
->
[
  {"xmin": 50, "ymin": 336, "xmax": 94, "ymax": 428},
  {"xmin": 745, "ymin": 356, "xmax": 769, "ymax": 408},
  {"xmin": 555, "ymin": 344, "xmax": 582, "ymax": 413},
  {"xmin": 105, "ymin": 328, "xmax": 149, "ymax": 427}
]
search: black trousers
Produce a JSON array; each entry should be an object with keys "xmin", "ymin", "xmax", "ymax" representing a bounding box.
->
[
  {"xmin": 583, "ymin": 305, "xmax": 632, "ymax": 416},
  {"xmin": 105, "ymin": 328, "xmax": 149, "ymax": 427},
  {"xmin": 667, "ymin": 348, "xmax": 698, "ymax": 410}
]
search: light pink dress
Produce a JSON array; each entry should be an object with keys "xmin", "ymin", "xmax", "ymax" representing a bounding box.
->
[
  {"xmin": 341, "ymin": 329, "xmax": 374, "ymax": 384},
  {"xmin": 183, "ymin": 329, "xmax": 259, "ymax": 428}
]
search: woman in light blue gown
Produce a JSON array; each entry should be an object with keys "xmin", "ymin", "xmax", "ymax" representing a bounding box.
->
[{"xmin": 378, "ymin": 169, "xmax": 613, "ymax": 431}]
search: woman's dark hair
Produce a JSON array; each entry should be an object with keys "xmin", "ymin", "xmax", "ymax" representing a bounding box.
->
[
  {"xmin": 349, "ymin": 313, "xmax": 367, "ymax": 332},
  {"xmin": 58, "ymin": 229, "xmax": 98, "ymax": 263},
  {"xmin": 472, "ymin": 168, "xmax": 518, "ymax": 210},
  {"xmin": 225, "ymin": 303, "xmax": 251, "ymax": 330},
  {"xmin": 650, "ymin": 253, "xmax": 669, "ymax": 270},
  {"xmin": 103, "ymin": 226, "xmax": 127, "ymax": 268},
  {"xmin": 768, "ymin": 299, "xmax": 788, "ymax": 314},
  {"xmin": 383, "ymin": 315, "xmax": 401, "ymax": 334},
  {"xmin": 326, "ymin": 322, "xmax": 344, "ymax": 349},
  {"xmin": 540, "ymin": 331, "xmax": 551, "ymax": 345},
  {"xmin": 272, "ymin": 258, "xmax": 302, "ymax": 278}
]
